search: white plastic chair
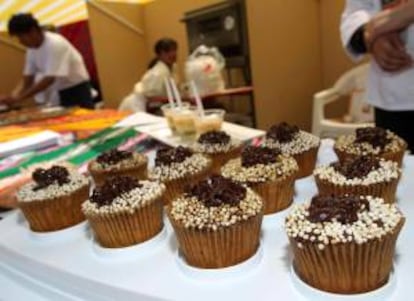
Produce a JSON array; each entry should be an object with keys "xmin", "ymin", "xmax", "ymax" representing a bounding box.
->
[{"xmin": 312, "ymin": 63, "xmax": 374, "ymax": 138}]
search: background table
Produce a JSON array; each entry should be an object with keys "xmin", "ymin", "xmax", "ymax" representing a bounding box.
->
[
  {"xmin": 0, "ymin": 140, "xmax": 412, "ymax": 301},
  {"xmin": 147, "ymin": 86, "xmax": 256, "ymax": 127}
]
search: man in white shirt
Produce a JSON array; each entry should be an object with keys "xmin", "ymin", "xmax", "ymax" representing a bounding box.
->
[
  {"xmin": 0, "ymin": 13, "xmax": 94, "ymax": 109},
  {"xmin": 341, "ymin": 0, "xmax": 414, "ymax": 152}
]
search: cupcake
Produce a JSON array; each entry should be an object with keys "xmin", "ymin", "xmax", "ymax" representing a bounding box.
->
[
  {"xmin": 334, "ymin": 127, "xmax": 407, "ymax": 166},
  {"xmin": 314, "ymin": 156, "xmax": 401, "ymax": 204},
  {"xmin": 168, "ymin": 175, "xmax": 263, "ymax": 268},
  {"xmin": 82, "ymin": 176, "xmax": 165, "ymax": 248},
  {"xmin": 285, "ymin": 194, "xmax": 404, "ymax": 294},
  {"xmin": 17, "ymin": 165, "xmax": 89, "ymax": 232},
  {"xmin": 263, "ymin": 122, "xmax": 320, "ymax": 178},
  {"xmin": 192, "ymin": 130, "xmax": 242, "ymax": 174},
  {"xmin": 88, "ymin": 149, "xmax": 148, "ymax": 186},
  {"xmin": 149, "ymin": 146, "xmax": 211, "ymax": 205},
  {"xmin": 221, "ymin": 146, "xmax": 298, "ymax": 214}
]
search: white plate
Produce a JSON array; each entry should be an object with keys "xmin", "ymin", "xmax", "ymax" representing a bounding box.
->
[{"xmin": 136, "ymin": 121, "xmax": 265, "ymax": 147}]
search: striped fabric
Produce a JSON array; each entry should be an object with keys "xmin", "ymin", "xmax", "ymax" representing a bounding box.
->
[
  {"xmin": 0, "ymin": 0, "xmax": 153, "ymax": 32},
  {"xmin": 0, "ymin": 126, "xmax": 157, "ymax": 209}
]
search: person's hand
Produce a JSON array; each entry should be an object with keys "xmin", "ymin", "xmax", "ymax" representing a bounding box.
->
[
  {"xmin": 370, "ymin": 32, "xmax": 412, "ymax": 72},
  {"xmin": 366, "ymin": 1, "xmax": 414, "ymax": 40}
]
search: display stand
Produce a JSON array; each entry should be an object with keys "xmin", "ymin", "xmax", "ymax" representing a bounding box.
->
[{"xmin": 0, "ymin": 140, "xmax": 413, "ymax": 301}]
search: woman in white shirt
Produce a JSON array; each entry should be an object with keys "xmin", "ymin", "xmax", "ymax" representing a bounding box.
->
[
  {"xmin": 341, "ymin": 0, "xmax": 414, "ymax": 152},
  {"xmin": 119, "ymin": 38, "xmax": 178, "ymax": 112}
]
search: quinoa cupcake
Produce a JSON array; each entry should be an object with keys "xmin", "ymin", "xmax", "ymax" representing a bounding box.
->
[
  {"xmin": 192, "ymin": 130, "xmax": 242, "ymax": 174},
  {"xmin": 314, "ymin": 156, "xmax": 401, "ymax": 204},
  {"xmin": 285, "ymin": 194, "xmax": 404, "ymax": 294},
  {"xmin": 168, "ymin": 175, "xmax": 263, "ymax": 268},
  {"xmin": 221, "ymin": 146, "xmax": 298, "ymax": 214},
  {"xmin": 88, "ymin": 149, "xmax": 148, "ymax": 186},
  {"xmin": 263, "ymin": 122, "xmax": 320, "ymax": 178},
  {"xmin": 82, "ymin": 176, "xmax": 165, "ymax": 248},
  {"xmin": 334, "ymin": 127, "xmax": 407, "ymax": 167},
  {"xmin": 17, "ymin": 165, "xmax": 89, "ymax": 232},
  {"xmin": 149, "ymin": 146, "xmax": 211, "ymax": 205}
]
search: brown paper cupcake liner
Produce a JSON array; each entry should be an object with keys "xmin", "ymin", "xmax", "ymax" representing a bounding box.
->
[
  {"xmin": 169, "ymin": 212, "xmax": 263, "ymax": 268},
  {"xmin": 89, "ymin": 162, "xmax": 148, "ymax": 187},
  {"xmin": 209, "ymin": 145, "xmax": 243, "ymax": 174},
  {"xmin": 334, "ymin": 147, "xmax": 406, "ymax": 168},
  {"xmin": 293, "ymin": 145, "xmax": 320, "ymax": 179},
  {"xmin": 315, "ymin": 175, "xmax": 400, "ymax": 204},
  {"xmin": 86, "ymin": 196, "xmax": 164, "ymax": 248},
  {"xmin": 163, "ymin": 163, "xmax": 212, "ymax": 205},
  {"xmin": 249, "ymin": 173, "xmax": 296, "ymax": 214},
  {"xmin": 290, "ymin": 219, "xmax": 404, "ymax": 294},
  {"xmin": 18, "ymin": 185, "xmax": 89, "ymax": 232}
]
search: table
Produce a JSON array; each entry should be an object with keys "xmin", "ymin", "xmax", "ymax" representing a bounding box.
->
[
  {"xmin": 0, "ymin": 108, "xmax": 130, "ymax": 143},
  {"xmin": 0, "ymin": 110, "xmax": 137, "ymax": 210},
  {"xmin": 1, "ymin": 140, "xmax": 413, "ymax": 300}
]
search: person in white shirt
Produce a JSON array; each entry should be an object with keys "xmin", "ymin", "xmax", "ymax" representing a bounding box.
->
[
  {"xmin": 119, "ymin": 38, "xmax": 178, "ymax": 112},
  {"xmin": 341, "ymin": 0, "xmax": 414, "ymax": 152},
  {"xmin": 0, "ymin": 13, "xmax": 94, "ymax": 109}
]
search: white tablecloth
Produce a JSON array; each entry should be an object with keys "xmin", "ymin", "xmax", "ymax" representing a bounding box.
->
[{"xmin": 0, "ymin": 140, "xmax": 413, "ymax": 301}]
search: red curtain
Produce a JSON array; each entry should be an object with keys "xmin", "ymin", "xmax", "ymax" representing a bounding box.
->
[{"xmin": 58, "ymin": 20, "xmax": 101, "ymax": 100}]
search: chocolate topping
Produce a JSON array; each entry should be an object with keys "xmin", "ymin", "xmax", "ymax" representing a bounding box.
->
[
  {"xmin": 32, "ymin": 166, "xmax": 70, "ymax": 190},
  {"xmin": 187, "ymin": 175, "xmax": 246, "ymax": 207},
  {"xmin": 198, "ymin": 130, "xmax": 231, "ymax": 145},
  {"xmin": 331, "ymin": 156, "xmax": 380, "ymax": 179},
  {"xmin": 266, "ymin": 122, "xmax": 299, "ymax": 143},
  {"xmin": 155, "ymin": 146, "xmax": 193, "ymax": 166},
  {"xmin": 96, "ymin": 149, "xmax": 133, "ymax": 166},
  {"xmin": 308, "ymin": 195, "xmax": 370, "ymax": 224},
  {"xmin": 355, "ymin": 127, "xmax": 391, "ymax": 149},
  {"xmin": 90, "ymin": 176, "xmax": 141, "ymax": 207},
  {"xmin": 241, "ymin": 146, "xmax": 281, "ymax": 167}
]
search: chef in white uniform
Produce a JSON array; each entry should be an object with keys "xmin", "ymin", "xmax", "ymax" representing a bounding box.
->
[
  {"xmin": 341, "ymin": 0, "xmax": 414, "ymax": 152},
  {"xmin": 119, "ymin": 38, "xmax": 178, "ymax": 112}
]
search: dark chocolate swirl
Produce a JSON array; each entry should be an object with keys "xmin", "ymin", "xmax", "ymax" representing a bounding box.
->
[
  {"xmin": 266, "ymin": 122, "xmax": 299, "ymax": 143},
  {"xmin": 331, "ymin": 156, "xmax": 380, "ymax": 179},
  {"xmin": 197, "ymin": 130, "xmax": 231, "ymax": 145},
  {"xmin": 308, "ymin": 195, "xmax": 370, "ymax": 224},
  {"xmin": 187, "ymin": 175, "xmax": 246, "ymax": 207},
  {"xmin": 241, "ymin": 146, "xmax": 281, "ymax": 167},
  {"xmin": 90, "ymin": 176, "xmax": 141, "ymax": 207},
  {"xmin": 96, "ymin": 149, "xmax": 133, "ymax": 166},
  {"xmin": 355, "ymin": 127, "xmax": 391, "ymax": 149},
  {"xmin": 32, "ymin": 166, "xmax": 70, "ymax": 190},
  {"xmin": 155, "ymin": 146, "xmax": 193, "ymax": 166}
]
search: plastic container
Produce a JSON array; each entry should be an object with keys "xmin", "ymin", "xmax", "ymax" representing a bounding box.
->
[{"xmin": 193, "ymin": 109, "xmax": 225, "ymax": 136}]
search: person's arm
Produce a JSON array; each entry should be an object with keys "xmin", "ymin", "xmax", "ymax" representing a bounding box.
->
[
  {"xmin": 341, "ymin": 0, "xmax": 377, "ymax": 60},
  {"xmin": 341, "ymin": 0, "xmax": 412, "ymax": 73},
  {"xmin": 12, "ymin": 75, "xmax": 34, "ymax": 97},
  {"xmin": 14, "ymin": 76, "xmax": 55, "ymax": 102},
  {"xmin": 0, "ymin": 75, "xmax": 36, "ymax": 105},
  {"xmin": 366, "ymin": 0, "xmax": 414, "ymax": 43},
  {"xmin": 349, "ymin": 25, "xmax": 368, "ymax": 54},
  {"xmin": 369, "ymin": 32, "xmax": 412, "ymax": 72}
]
